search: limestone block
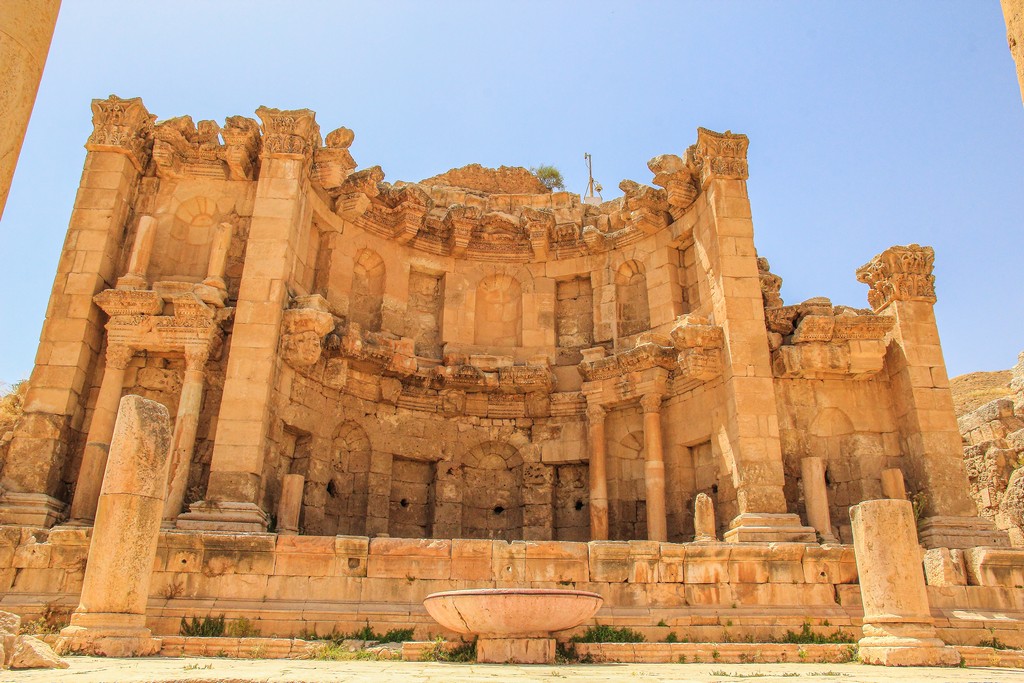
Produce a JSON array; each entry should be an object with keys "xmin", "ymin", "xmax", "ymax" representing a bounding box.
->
[
  {"xmin": 367, "ymin": 538, "xmax": 452, "ymax": 580},
  {"xmin": 588, "ymin": 541, "xmax": 630, "ymax": 582},
  {"xmin": 524, "ymin": 541, "xmax": 588, "ymax": 582},
  {"xmin": 451, "ymin": 539, "xmax": 492, "ymax": 581},
  {"xmin": 962, "ymin": 547, "xmax": 1024, "ymax": 587},
  {"xmin": 0, "ymin": 609, "xmax": 20, "ymax": 636},
  {"xmin": 682, "ymin": 545, "xmax": 731, "ymax": 584},
  {"xmin": 275, "ymin": 536, "xmax": 337, "ymax": 577},
  {"xmin": 9, "ymin": 636, "xmax": 68, "ymax": 670},
  {"xmin": 657, "ymin": 544, "xmax": 686, "ymax": 583},
  {"xmin": 923, "ymin": 548, "xmax": 967, "ymax": 587}
]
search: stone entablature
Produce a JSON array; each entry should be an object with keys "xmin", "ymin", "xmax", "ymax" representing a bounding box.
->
[{"xmin": 0, "ymin": 95, "xmax": 1007, "ymax": 555}]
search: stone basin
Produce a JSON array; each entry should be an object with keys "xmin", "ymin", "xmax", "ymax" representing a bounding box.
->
[{"xmin": 423, "ymin": 588, "xmax": 603, "ymax": 663}]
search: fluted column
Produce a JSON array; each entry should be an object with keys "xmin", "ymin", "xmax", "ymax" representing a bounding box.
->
[
  {"xmin": 0, "ymin": 0, "xmax": 61, "ymax": 220},
  {"xmin": 640, "ymin": 393, "xmax": 668, "ymax": 542},
  {"xmin": 67, "ymin": 344, "xmax": 134, "ymax": 525},
  {"xmin": 586, "ymin": 403, "xmax": 609, "ymax": 541},
  {"xmin": 161, "ymin": 343, "xmax": 209, "ymax": 526}
]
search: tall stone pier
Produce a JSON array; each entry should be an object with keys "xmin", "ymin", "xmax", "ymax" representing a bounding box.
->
[
  {"xmin": 850, "ymin": 499, "xmax": 960, "ymax": 666},
  {"xmin": 0, "ymin": 0, "xmax": 61, "ymax": 220},
  {"xmin": 59, "ymin": 395, "xmax": 171, "ymax": 657}
]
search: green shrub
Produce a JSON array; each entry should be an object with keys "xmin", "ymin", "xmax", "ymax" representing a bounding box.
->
[
  {"xmin": 423, "ymin": 637, "xmax": 476, "ymax": 662},
  {"xmin": 570, "ymin": 624, "xmax": 645, "ymax": 643},
  {"xmin": 225, "ymin": 617, "xmax": 260, "ymax": 638},
  {"xmin": 179, "ymin": 614, "xmax": 226, "ymax": 637},
  {"xmin": 781, "ymin": 621, "xmax": 855, "ymax": 645}
]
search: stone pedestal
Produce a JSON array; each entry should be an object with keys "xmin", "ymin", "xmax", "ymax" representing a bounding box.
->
[
  {"xmin": 850, "ymin": 499, "xmax": 960, "ymax": 667},
  {"xmin": 58, "ymin": 395, "xmax": 171, "ymax": 657},
  {"xmin": 0, "ymin": 0, "xmax": 61, "ymax": 220},
  {"xmin": 477, "ymin": 637, "xmax": 555, "ymax": 664}
]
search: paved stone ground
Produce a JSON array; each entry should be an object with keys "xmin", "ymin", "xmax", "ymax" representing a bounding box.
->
[{"xmin": 1, "ymin": 658, "xmax": 1022, "ymax": 683}]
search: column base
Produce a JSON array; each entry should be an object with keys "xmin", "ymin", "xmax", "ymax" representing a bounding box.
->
[
  {"xmin": 723, "ymin": 513, "xmax": 817, "ymax": 543},
  {"xmin": 58, "ymin": 615, "xmax": 161, "ymax": 657},
  {"xmin": 0, "ymin": 492, "xmax": 66, "ymax": 527},
  {"xmin": 859, "ymin": 636, "xmax": 961, "ymax": 667},
  {"xmin": 175, "ymin": 501, "xmax": 269, "ymax": 532},
  {"xmin": 917, "ymin": 515, "xmax": 1009, "ymax": 549},
  {"xmin": 477, "ymin": 637, "xmax": 555, "ymax": 664}
]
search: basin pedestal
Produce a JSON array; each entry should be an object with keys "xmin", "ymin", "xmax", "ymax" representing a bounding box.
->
[{"xmin": 478, "ymin": 637, "xmax": 556, "ymax": 664}]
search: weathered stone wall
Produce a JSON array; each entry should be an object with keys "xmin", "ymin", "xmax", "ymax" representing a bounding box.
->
[{"xmin": 1, "ymin": 529, "xmax": 1022, "ymax": 647}]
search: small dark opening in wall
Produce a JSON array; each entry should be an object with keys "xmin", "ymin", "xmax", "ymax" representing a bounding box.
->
[
  {"xmin": 824, "ymin": 469, "xmax": 832, "ymax": 487},
  {"xmin": 327, "ymin": 480, "xmax": 338, "ymax": 498},
  {"xmin": 711, "ymin": 484, "xmax": 718, "ymax": 494},
  {"xmin": 400, "ymin": 498, "xmax": 409, "ymax": 508},
  {"xmin": 493, "ymin": 505, "xmax": 505, "ymax": 515},
  {"xmin": 574, "ymin": 499, "xmax": 584, "ymax": 511}
]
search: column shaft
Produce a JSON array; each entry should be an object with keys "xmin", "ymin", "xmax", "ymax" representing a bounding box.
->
[
  {"xmin": 641, "ymin": 395, "xmax": 668, "ymax": 542},
  {"xmin": 67, "ymin": 346, "xmax": 132, "ymax": 524},
  {"xmin": 801, "ymin": 456, "xmax": 836, "ymax": 543},
  {"xmin": 0, "ymin": 0, "xmax": 61, "ymax": 219},
  {"xmin": 162, "ymin": 351, "xmax": 206, "ymax": 524},
  {"xmin": 587, "ymin": 406, "xmax": 609, "ymax": 541},
  {"xmin": 277, "ymin": 474, "xmax": 304, "ymax": 535}
]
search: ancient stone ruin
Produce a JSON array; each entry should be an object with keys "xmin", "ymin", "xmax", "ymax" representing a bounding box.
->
[{"xmin": 0, "ymin": 95, "xmax": 1021, "ymax": 662}]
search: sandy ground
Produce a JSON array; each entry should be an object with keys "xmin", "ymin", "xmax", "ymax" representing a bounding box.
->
[{"xmin": 2, "ymin": 657, "xmax": 1022, "ymax": 683}]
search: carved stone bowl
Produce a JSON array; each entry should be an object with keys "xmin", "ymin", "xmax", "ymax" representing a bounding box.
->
[{"xmin": 423, "ymin": 588, "xmax": 604, "ymax": 638}]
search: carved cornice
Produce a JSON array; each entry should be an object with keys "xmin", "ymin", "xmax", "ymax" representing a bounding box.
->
[
  {"xmin": 97, "ymin": 290, "xmax": 223, "ymax": 357},
  {"xmin": 689, "ymin": 127, "xmax": 749, "ymax": 187},
  {"xmin": 85, "ymin": 95, "xmax": 156, "ymax": 173},
  {"xmin": 313, "ymin": 126, "xmax": 357, "ymax": 190},
  {"xmin": 255, "ymin": 106, "xmax": 321, "ymax": 162},
  {"xmin": 757, "ymin": 256, "xmax": 784, "ymax": 309},
  {"xmin": 856, "ymin": 243, "xmax": 937, "ymax": 311},
  {"xmin": 220, "ymin": 116, "xmax": 262, "ymax": 180},
  {"xmin": 648, "ymin": 154, "xmax": 698, "ymax": 218}
]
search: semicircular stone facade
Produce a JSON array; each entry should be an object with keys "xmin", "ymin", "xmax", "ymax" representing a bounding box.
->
[{"xmin": 0, "ymin": 96, "xmax": 1008, "ymax": 553}]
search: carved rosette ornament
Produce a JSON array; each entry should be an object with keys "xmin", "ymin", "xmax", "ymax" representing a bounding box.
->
[
  {"xmin": 856, "ymin": 244, "xmax": 937, "ymax": 312},
  {"xmin": 85, "ymin": 95, "xmax": 156, "ymax": 173},
  {"xmin": 255, "ymin": 107, "xmax": 321, "ymax": 163},
  {"xmin": 688, "ymin": 127, "xmax": 749, "ymax": 187}
]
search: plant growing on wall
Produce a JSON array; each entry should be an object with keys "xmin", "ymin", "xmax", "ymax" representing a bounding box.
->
[{"xmin": 530, "ymin": 165, "xmax": 565, "ymax": 191}]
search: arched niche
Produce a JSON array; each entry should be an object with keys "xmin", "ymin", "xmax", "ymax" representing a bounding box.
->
[
  {"xmin": 350, "ymin": 249, "xmax": 385, "ymax": 331},
  {"xmin": 459, "ymin": 440, "xmax": 524, "ymax": 540},
  {"xmin": 615, "ymin": 259, "xmax": 651, "ymax": 338}
]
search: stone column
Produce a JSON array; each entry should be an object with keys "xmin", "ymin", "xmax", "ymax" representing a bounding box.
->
[
  {"xmin": 277, "ymin": 474, "xmax": 304, "ymax": 535},
  {"xmin": 115, "ymin": 215, "xmax": 157, "ymax": 290},
  {"xmin": 202, "ymin": 221, "xmax": 233, "ymax": 291},
  {"xmin": 850, "ymin": 499, "xmax": 960, "ymax": 666},
  {"xmin": 586, "ymin": 403, "xmax": 609, "ymax": 541},
  {"xmin": 694, "ymin": 492, "xmax": 717, "ymax": 542},
  {"xmin": 857, "ymin": 244, "xmax": 1007, "ymax": 549},
  {"xmin": 0, "ymin": 96, "xmax": 153, "ymax": 527},
  {"xmin": 178, "ymin": 107, "xmax": 320, "ymax": 532},
  {"xmin": 67, "ymin": 344, "xmax": 134, "ymax": 526},
  {"xmin": 640, "ymin": 393, "xmax": 668, "ymax": 542},
  {"xmin": 690, "ymin": 128, "xmax": 815, "ymax": 543},
  {"xmin": 161, "ymin": 344, "xmax": 209, "ymax": 527},
  {"xmin": 58, "ymin": 395, "xmax": 171, "ymax": 657},
  {"xmin": 801, "ymin": 456, "xmax": 837, "ymax": 544},
  {"xmin": 1002, "ymin": 0, "xmax": 1024, "ymax": 107},
  {"xmin": 0, "ymin": 0, "xmax": 61, "ymax": 220},
  {"xmin": 881, "ymin": 468, "xmax": 907, "ymax": 500}
]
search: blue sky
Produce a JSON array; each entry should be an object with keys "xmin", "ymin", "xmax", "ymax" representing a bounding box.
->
[{"xmin": 1, "ymin": 1, "xmax": 1022, "ymax": 385}]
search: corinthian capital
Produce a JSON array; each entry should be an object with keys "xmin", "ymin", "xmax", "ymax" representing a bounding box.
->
[
  {"xmin": 688, "ymin": 127, "xmax": 749, "ymax": 187},
  {"xmin": 256, "ymin": 106, "xmax": 321, "ymax": 162},
  {"xmin": 856, "ymin": 244, "xmax": 936, "ymax": 312},
  {"xmin": 86, "ymin": 95, "xmax": 156, "ymax": 173}
]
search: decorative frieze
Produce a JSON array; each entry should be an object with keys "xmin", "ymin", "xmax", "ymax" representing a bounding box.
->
[{"xmin": 856, "ymin": 243, "xmax": 937, "ymax": 311}]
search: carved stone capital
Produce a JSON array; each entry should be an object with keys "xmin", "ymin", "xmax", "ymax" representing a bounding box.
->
[
  {"xmin": 255, "ymin": 106, "xmax": 321, "ymax": 162},
  {"xmin": 585, "ymin": 403, "xmax": 607, "ymax": 424},
  {"xmin": 856, "ymin": 244, "xmax": 937, "ymax": 311},
  {"xmin": 689, "ymin": 127, "xmax": 749, "ymax": 187},
  {"xmin": 640, "ymin": 393, "xmax": 663, "ymax": 414},
  {"xmin": 105, "ymin": 344, "xmax": 135, "ymax": 370},
  {"xmin": 313, "ymin": 126, "xmax": 356, "ymax": 189},
  {"xmin": 86, "ymin": 95, "xmax": 156, "ymax": 173},
  {"xmin": 220, "ymin": 115, "xmax": 262, "ymax": 180},
  {"xmin": 183, "ymin": 343, "xmax": 211, "ymax": 371}
]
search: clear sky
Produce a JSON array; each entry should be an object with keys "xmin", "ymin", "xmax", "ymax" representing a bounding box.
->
[{"xmin": 1, "ymin": 1, "xmax": 1022, "ymax": 386}]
